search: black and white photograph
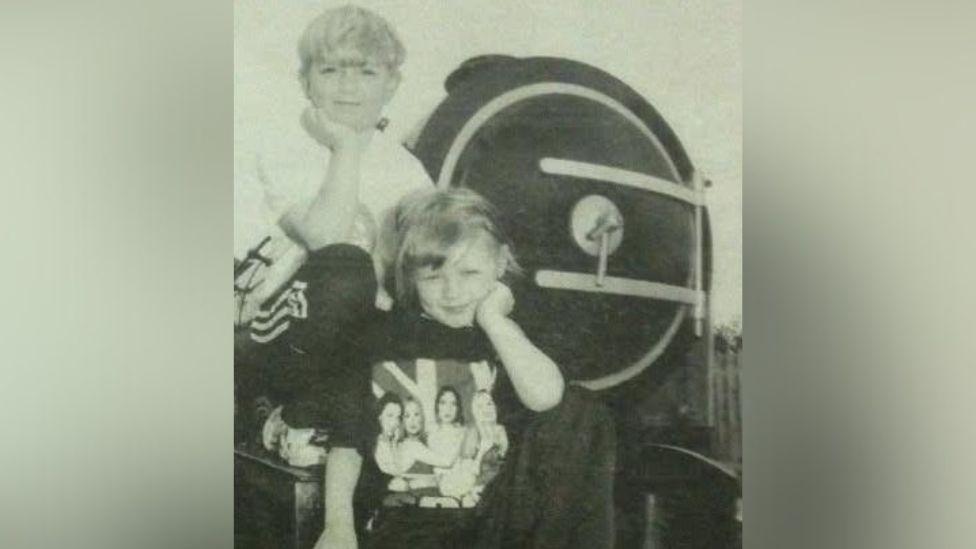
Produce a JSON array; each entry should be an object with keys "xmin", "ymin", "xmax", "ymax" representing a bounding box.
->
[
  {"xmin": 13, "ymin": 2, "xmax": 976, "ymax": 549},
  {"xmin": 233, "ymin": 2, "xmax": 741, "ymax": 547}
]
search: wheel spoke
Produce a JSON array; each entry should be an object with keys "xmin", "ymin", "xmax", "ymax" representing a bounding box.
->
[
  {"xmin": 535, "ymin": 269, "xmax": 701, "ymax": 305},
  {"xmin": 540, "ymin": 157, "xmax": 703, "ymax": 206}
]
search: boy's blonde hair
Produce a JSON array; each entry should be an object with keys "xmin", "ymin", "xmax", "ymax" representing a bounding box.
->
[
  {"xmin": 393, "ymin": 188, "xmax": 521, "ymax": 306},
  {"xmin": 297, "ymin": 4, "xmax": 406, "ymax": 80}
]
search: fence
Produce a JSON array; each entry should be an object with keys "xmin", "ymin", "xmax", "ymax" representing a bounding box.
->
[{"xmin": 710, "ymin": 331, "xmax": 742, "ymax": 466}]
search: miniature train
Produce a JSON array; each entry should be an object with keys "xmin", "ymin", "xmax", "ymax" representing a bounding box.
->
[{"xmin": 236, "ymin": 55, "xmax": 738, "ymax": 549}]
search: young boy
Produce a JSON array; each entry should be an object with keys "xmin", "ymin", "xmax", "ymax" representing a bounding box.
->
[
  {"xmin": 233, "ymin": 5, "xmax": 432, "ymax": 456},
  {"xmin": 315, "ymin": 188, "xmax": 616, "ymax": 549}
]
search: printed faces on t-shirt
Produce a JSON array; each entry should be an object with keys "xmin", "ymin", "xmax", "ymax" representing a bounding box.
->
[{"xmin": 370, "ymin": 358, "xmax": 508, "ymax": 510}]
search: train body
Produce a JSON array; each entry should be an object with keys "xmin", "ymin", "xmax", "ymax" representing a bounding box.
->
[
  {"xmin": 236, "ymin": 55, "xmax": 738, "ymax": 549},
  {"xmin": 411, "ymin": 55, "xmax": 712, "ymax": 402}
]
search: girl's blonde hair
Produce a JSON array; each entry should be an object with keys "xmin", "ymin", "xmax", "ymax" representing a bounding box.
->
[
  {"xmin": 402, "ymin": 396, "xmax": 426, "ymax": 440},
  {"xmin": 393, "ymin": 188, "xmax": 520, "ymax": 306}
]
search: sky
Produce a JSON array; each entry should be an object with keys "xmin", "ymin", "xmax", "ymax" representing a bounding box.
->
[{"xmin": 235, "ymin": 0, "xmax": 741, "ymax": 325}]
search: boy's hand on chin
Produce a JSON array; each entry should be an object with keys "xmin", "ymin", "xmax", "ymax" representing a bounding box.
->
[
  {"xmin": 301, "ymin": 107, "xmax": 370, "ymax": 152},
  {"xmin": 475, "ymin": 282, "xmax": 514, "ymax": 328}
]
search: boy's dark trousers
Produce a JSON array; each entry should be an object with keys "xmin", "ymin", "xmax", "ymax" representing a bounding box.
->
[{"xmin": 236, "ymin": 243, "xmax": 378, "ymax": 436}]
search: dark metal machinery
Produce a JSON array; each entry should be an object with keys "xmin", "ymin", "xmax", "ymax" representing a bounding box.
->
[
  {"xmin": 234, "ymin": 55, "xmax": 739, "ymax": 549},
  {"xmin": 412, "ymin": 55, "xmax": 709, "ymax": 392},
  {"xmin": 411, "ymin": 55, "xmax": 737, "ymax": 548}
]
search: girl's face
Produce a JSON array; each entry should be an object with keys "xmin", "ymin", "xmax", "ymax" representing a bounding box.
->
[
  {"xmin": 414, "ymin": 232, "xmax": 506, "ymax": 329},
  {"xmin": 403, "ymin": 401, "xmax": 424, "ymax": 436},
  {"xmin": 379, "ymin": 402, "xmax": 402, "ymax": 436},
  {"xmin": 437, "ymin": 391, "xmax": 459, "ymax": 424},
  {"xmin": 472, "ymin": 393, "xmax": 497, "ymax": 424}
]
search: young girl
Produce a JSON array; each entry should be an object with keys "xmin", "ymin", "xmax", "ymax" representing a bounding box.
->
[
  {"xmin": 373, "ymin": 393, "xmax": 404, "ymax": 476},
  {"xmin": 388, "ymin": 397, "xmax": 440, "ymax": 492},
  {"xmin": 427, "ymin": 386, "xmax": 467, "ymax": 473},
  {"xmin": 402, "ymin": 398, "xmax": 428, "ymax": 444},
  {"xmin": 461, "ymin": 390, "xmax": 509, "ymax": 486},
  {"xmin": 317, "ymin": 188, "xmax": 615, "ymax": 549}
]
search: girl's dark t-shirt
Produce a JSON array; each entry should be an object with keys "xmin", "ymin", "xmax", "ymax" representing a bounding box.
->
[{"xmin": 340, "ymin": 310, "xmax": 529, "ymax": 511}]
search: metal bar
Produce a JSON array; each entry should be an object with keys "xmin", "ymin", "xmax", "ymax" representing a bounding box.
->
[
  {"xmin": 596, "ymin": 233, "xmax": 609, "ymax": 286},
  {"xmin": 535, "ymin": 270, "xmax": 701, "ymax": 305},
  {"xmin": 438, "ymin": 83, "xmax": 682, "ymax": 187},
  {"xmin": 539, "ymin": 157, "xmax": 704, "ymax": 206},
  {"xmin": 692, "ymin": 170, "xmax": 706, "ymax": 336}
]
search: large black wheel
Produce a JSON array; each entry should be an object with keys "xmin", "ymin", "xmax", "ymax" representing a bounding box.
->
[{"xmin": 414, "ymin": 56, "xmax": 711, "ymax": 390}]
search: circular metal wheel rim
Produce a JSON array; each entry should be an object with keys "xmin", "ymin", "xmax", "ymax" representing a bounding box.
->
[{"xmin": 430, "ymin": 81, "xmax": 695, "ymax": 390}]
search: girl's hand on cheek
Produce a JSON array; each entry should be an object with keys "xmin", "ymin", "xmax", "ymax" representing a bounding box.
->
[{"xmin": 475, "ymin": 282, "xmax": 514, "ymax": 328}]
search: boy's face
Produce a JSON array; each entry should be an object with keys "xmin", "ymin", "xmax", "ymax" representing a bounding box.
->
[
  {"xmin": 415, "ymin": 233, "xmax": 506, "ymax": 329},
  {"xmin": 305, "ymin": 46, "xmax": 400, "ymax": 130}
]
